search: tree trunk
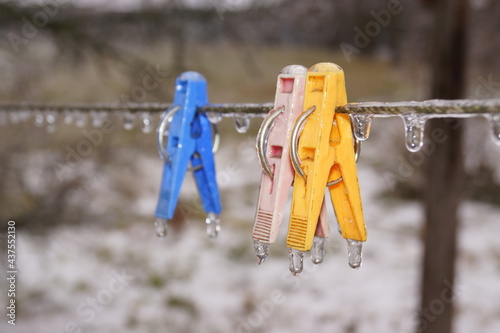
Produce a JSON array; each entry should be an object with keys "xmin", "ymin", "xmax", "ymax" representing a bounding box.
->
[{"xmin": 418, "ymin": 1, "xmax": 467, "ymax": 333}]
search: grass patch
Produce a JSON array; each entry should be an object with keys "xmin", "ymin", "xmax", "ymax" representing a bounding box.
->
[{"xmin": 166, "ymin": 295, "xmax": 198, "ymax": 317}]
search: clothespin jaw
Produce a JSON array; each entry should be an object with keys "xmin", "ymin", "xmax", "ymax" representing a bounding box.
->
[
  {"xmin": 328, "ymin": 112, "xmax": 366, "ymax": 241},
  {"xmin": 287, "ymin": 62, "xmax": 366, "ymax": 273},
  {"xmin": 252, "ymin": 65, "xmax": 308, "ymax": 263},
  {"xmin": 154, "ymin": 71, "xmax": 222, "ymax": 238}
]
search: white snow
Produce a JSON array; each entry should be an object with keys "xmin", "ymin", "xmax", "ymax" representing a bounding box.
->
[{"xmin": 1, "ymin": 118, "xmax": 500, "ymax": 333}]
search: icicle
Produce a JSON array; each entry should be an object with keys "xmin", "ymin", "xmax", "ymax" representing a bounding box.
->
[
  {"xmin": 154, "ymin": 218, "xmax": 168, "ymax": 238},
  {"xmin": 233, "ymin": 114, "xmax": 250, "ymax": 133},
  {"xmin": 253, "ymin": 239, "xmax": 270, "ymax": 264},
  {"xmin": 486, "ymin": 114, "xmax": 500, "ymax": 145},
  {"xmin": 64, "ymin": 110, "xmax": 74, "ymax": 125},
  {"xmin": 206, "ymin": 213, "xmax": 221, "ymax": 238},
  {"xmin": 123, "ymin": 112, "xmax": 136, "ymax": 130},
  {"xmin": 207, "ymin": 112, "xmax": 222, "ymax": 124},
  {"xmin": 402, "ymin": 114, "xmax": 426, "ymax": 152},
  {"xmin": 288, "ymin": 248, "xmax": 305, "ymax": 276},
  {"xmin": 346, "ymin": 239, "xmax": 363, "ymax": 269},
  {"xmin": 140, "ymin": 112, "xmax": 153, "ymax": 133},
  {"xmin": 45, "ymin": 112, "xmax": 57, "ymax": 133},
  {"xmin": 90, "ymin": 111, "xmax": 107, "ymax": 128},
  {"xmin": 34, "ymin": 111, "xmax": 44, "ymax": 127},
  {"xmin": 351, "ymin": 114, "xmax": 373, "ymax": 141},
  {"xmin": 311, "ymin": 236, "xmax": 325, "ymax": 264},
  {"xmin": 74, "ymin": 112, "xmax": 88, "ymax": 128}
]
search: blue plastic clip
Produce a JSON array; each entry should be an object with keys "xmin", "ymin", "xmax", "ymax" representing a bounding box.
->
[{"xmin": 154, "ymin": 72, "xmax": 222, "ymax": 238}]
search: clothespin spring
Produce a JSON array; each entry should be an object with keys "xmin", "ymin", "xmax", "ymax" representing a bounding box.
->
[
  {"xmin": 290, "ymin": 106, "xmax": 362, "ymax": 183},
  {"xmin": 157, "ymin": 107, "xmax": 221, "ymax": 162}
]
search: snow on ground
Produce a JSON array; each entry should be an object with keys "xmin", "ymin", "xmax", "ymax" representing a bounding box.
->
[{"xmin": 1, "ymin": 119, "xmax": 500, "ymax": 333}]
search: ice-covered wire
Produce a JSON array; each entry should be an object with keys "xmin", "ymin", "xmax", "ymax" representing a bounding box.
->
[{"xmin": 0, "ymin": 98, "xmax": 499, "ymax": 117}]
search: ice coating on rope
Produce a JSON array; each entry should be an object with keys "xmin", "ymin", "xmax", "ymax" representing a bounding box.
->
[
  {"xmin": 288, "ymin": 248, "xmax": 305, "ymax": 276},
  {"xmin": 233, "ymin": 114, "xmax": 250, "ymax": 133},
  {"xmin": 352, "ymin": 114, "xmax": 373, "ymax": 141},
  {"xmin": 0, "ymin": 98, "xmax": 498, "ymax": 116},
  {"xmin": 402, "ymin": 114, "xmax": 427, "ymax": 152},
  {"xmin": 341, "ymin": 99, "xmax": 500, "ymax": 116}
]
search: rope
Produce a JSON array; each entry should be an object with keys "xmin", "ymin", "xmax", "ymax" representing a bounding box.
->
[{"xmin": 0, "ymin": 99, "xmax": 499, "ymax": 117}]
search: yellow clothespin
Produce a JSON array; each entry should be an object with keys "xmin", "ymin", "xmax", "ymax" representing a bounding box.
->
[{"xmin": 287, "ymin": 62, "xmax": 366, "ymax": 275}]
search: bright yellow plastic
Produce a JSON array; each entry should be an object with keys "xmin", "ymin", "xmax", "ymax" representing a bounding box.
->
[{"xmin": 286, "ymin": 62, "xmax": 366, "ymax": 252}]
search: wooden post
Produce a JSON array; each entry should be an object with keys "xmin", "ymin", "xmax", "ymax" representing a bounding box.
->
[{"xmin": 418, "ymin": 0, "xmax": 467, "ymax": 333}]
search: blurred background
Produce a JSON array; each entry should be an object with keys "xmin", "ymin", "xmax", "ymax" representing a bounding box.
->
[{"xmin": 0, "ymin": 0, "xmax": 499, "ymax": 332}]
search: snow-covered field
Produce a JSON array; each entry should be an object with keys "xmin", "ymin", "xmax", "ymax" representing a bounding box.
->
[{"xmin": 1, "ymin": 117, "xmax": 500, "ymax": 333}]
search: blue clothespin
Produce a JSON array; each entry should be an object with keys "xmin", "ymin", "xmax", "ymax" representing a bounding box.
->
[{"xmin": 154, "ymin": 72, "xmax": 222, "ymax": 238}]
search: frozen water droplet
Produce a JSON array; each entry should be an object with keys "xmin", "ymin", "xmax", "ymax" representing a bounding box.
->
[
  {"xmin": 34, "ymin": 112, "xmax": 44, "ymax": 127},
  {"xmin": 351, "ymin": 114, "xmax": 373, "ymax": 141},
  {"xmin": 253, "ymin": 239, "xmax": 269, "ymax": 264},
  {"xmin": 206, "ymin": 213, "xmax": 221, "ymax": 238},
  {"xmin": 123, "ymin": 112, "xmax": 136, "ymax": 130},
  {"xmin": 402, "ymin": 114, "xmax": 426, "ymax": 152},
  {"xmin": 288, "ymin": 248, "xmax": 305, "ymax": 276},
  {"xmin": 90, "ymin": 111, "xmax": 107, "ymax": 128},
  {"xmin": 74, "ymin": 112, "xmax": 88, "ymax": 128},
  {"xmin": 233, "ymin": 114, "xmax": 250, "ymax": 133},
  {"xmin": 154, "ymin": 218, "xmax": 168, "ymax": 238},
  {"xmin": 311, "ymin": 236, "xmax": 325, "ymax": 264},
  {"xmin": 486, "ymin": 114, "xmax": 500, "ymax": 145},
  {"xmin": 64, "ymin": 111, "xmax": 74, "ymax": 124},
  {"xmin": 141, "ymin": 112, "xmax": 153, "ymax": 133},
  {"xmin": 346, "ymin": 239, "xmax": 363, "ymax": 269},
  {"xmin": 46, "ymin": 112, "xmax": 56, "ymax": 124},
  {"xmin": 207, "ymin": 112, "xmax": 222, "ymax": 124},
  {"xmin": 45, "ymin": 112, "xmax": 57, "ymax": 133}
]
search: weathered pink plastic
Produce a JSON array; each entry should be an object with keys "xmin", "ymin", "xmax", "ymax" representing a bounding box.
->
[
  {"xmin": 314, "ymin": 198, "xmax": 330, "ymax": 238},
  {"xmin": 253, "ymin": 65, "xmax": 328, "ymax": 243}
]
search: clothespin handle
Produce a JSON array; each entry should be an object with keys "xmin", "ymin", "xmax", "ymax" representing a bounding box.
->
[{"xmin": 287, "ymin": 63, "xmax": 367, "ymax": 274}]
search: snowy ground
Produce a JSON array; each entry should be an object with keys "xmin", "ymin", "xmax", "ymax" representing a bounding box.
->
[{"xmin": 1, "ymin": 117, "xmax": 500, "ymax": 333}]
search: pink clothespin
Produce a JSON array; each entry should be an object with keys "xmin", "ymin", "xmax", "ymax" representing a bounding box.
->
[{"xmin": 253, "ymin": 65, "xmax": 328, "ymax": 264}]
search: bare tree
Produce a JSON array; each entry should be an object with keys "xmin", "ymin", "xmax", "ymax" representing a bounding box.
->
[{"xmin": 418, "ymin": 1, "xmax": 467, "ymax": 333}]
